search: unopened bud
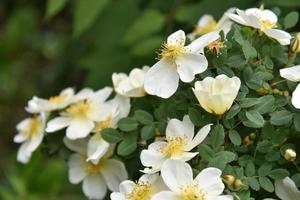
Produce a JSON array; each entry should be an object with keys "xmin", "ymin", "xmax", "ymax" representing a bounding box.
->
[
  {"xmin": 222, "ymin": 175, "xmax": 236, "ymax": 185},
  {"xmin": 284, "ymin": 90, "xmax": 289, "ymax": 97},
  {"xmin": 284, "ymin": 148, "xmax": 296, "ymax": 161},
  {"xmin": 234, "ymin": 179, "xmax": 243, "ymax": 188},
  {"xmin": 291, "ymin": 33, "xmax": 300, "ymax": 53},
  {"xmin": 249, "ymin": 133, "xmax": 256, "ymax": 140},
  {"xmin": 243, "ymin": 136, "xmax": 253, "ymax": 146}
]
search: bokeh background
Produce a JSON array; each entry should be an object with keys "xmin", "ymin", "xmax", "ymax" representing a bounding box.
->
[{"xmin": 0, "ymin": 0, "xmax": 299, "ymax": 199}]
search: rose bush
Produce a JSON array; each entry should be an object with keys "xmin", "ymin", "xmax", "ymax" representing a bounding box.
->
[{"xmin": 14, "ymin": 6, "xmax": 300, "ymax": 200}]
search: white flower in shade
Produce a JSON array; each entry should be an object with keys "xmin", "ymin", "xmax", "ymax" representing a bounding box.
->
[
  {"xmin": 264, "ymin": 177, "xmax": 300, "ymax": 200},
  {"xmin": 45, "ymin": 87, "xmax": 113, "ymax": 140},
  {"xmin": 113, "ymin": 66, "xmax": 149, "ymax": 97},
  {"xmin": 189, "ymin": 8, "xmax": 235, "ymax": 40},
  {"xmin": 14, "ymin": 113, "xmax": 46, "ymax": 164},
  {"xmin": 26, "ymin": 88, "xmax": 75, "ymax": 113},
  {"xmin": 152, "ymin": 160, "xmax": 233, "ymax": 200},
  {"xmin": 140, "ymin": 115, "xmax": 212, "ymax": 173},
  {"xmin": 110, "ymin": 173, "xmax": 167, "ymax": 200},
  {"xmin": 144, "ymin": 30, "xmax": 219, "ymax": 99},
  {"xmin": 280, "ymin": 65, "xmax": 300, "ymax": 109},
  {"xmin": 226, "ymin": 8, "xmax": 291, "ymax": 45},
  {"xmin": 193, "ymin": 74, "xmax": 241, "ymax": 115},
  {"xmin": 87, "ymin": 95, "xmax": 130, "ymax": 164},
  {"xmin": 64, "ymin": 137, "xmax": 128, "ymax": 200}
]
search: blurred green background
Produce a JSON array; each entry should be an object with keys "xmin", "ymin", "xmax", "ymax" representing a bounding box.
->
[{"xmin": 0, "ymin": 0, "xmax": 299, "ymax": 199}]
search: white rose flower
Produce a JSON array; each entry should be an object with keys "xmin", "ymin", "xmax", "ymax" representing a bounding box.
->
[
  {"xmin": 26, "ymin": 87, "xmax": 75, "ymax": 113},
  {"xmin": 14, "ymin": 113, "xmax": 46, "ymax": 163},
  {"xmin": 45, "ymin": 87, "xmax": 113, "ymax": 140},
  {"xmin": 226, "ymin": 8, "xmax": 291, "ymax": 45},
  {"xmin": 280, "ymin": 65, "xmax": 300, "ymax": 109},
  {"xmin": 140, "ymin": 115, "xmax": 212, "ymax": 173},
  {"xmin": 64, "ymin": 137, "xmax": 128, "ymax": 200},
  {"xmin": 87, "ymin": 95, "xmax": 130, "ymax": 164},
  {"xmin": 110, "ymin": 173, "xmax": 166, "ymax": 200},
  {"xmin": 188, "ymin": 7, "xmax": 235, "ymax": 40},
  {"xmin": 144, "ymin": 30, "xmax": 219, "ymax": 99},
  {"xmin": 152, "ymin": 160, "xmax": 233, "ymax": 200},
  {"xmin": 264, "ymin": 177, "xmax": 300, "ymax": 200},
  {"xmin": 113, "ymin": 66, "xmax": 149, "ymax": 97},
  {"xmin": 193, "ymin": 74, "xmax": 241, "ymax": 115}
]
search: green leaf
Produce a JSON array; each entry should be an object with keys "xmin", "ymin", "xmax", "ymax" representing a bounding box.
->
[
  {"xmin": 259, "ymin": 177, "xmax": 274, "ymax": 192},
  {"xmin": 284, "ymin": 11, "xmax": 299, "ymax": 29},
  {"xmin": 270, "ymin": 110, "xmax": 294, "ymax": 126},
  {"xmin": 268, "ymin": 169, "xmax": 290, "ymax": 180},
  {"xmin": 239, "ymin": 98, "xmax": 261, "ymax": 108},
  {"xmin": 188, "ymin": 107, "xmax": 204, "ymax": 126},
  {"xmin": 229, "ymin": 129, "xmax": 242, "ymax": 146},
  {"xmin": 294, "ymin": 113, "xmax": 300, "ymax": 131},
  {"xmin": 258, "ymin": 163, "xmax": 272, "ymax": 176},
  {"xmin": 141, "ymin": 124, "xmax": 155, "ymax": 140},
  {"xmin": 134, "ymin": 110, "xmax": 153, "ymax": 125},
  {"xmin": 45, "ymin": 0, "xmax": 68, "ymax": 19},
  {"xmin": 242, "ymin": 41, "xmax": 257, "ymax": 60},
  {"xmin": 246, "ymin": 162, "xmax": 256, "ymax": 176},
  {"xmin": 244, "ymin": 110, "xmax": 265, "ymax": 128},
  {"xmin": 73, "ymin": 0, "xmax": 109, "ymax": 37},
  {"xmin": 254, "ymin": 95, "xmax": 275, "ymax": 114},
  {"xmin": 225, "ymin": 104, "xmax": 241, "ymax": 120},
  {"xmin": 257, "ymin": 140, "xmax": 273, "ymax": 153},
  {"xmin": 123, "ymin": 9, "xmax": 164, "ymax": 45},
  {"xmin": 118, "ymin": 117, "xmax": 138, "ymax": 132},
  {"xmin": 198, "ymin": 144, "xmax": 215, "ymax": 161},
  {"xmin": 117, "ymin": 135, "xmax": 137, "ymax": 156},
  {"xmin": 101, "ymin": 128, "xmax": 122, "ymax": 143},
  {"xmin": 210, "ymin": 124, "xmax": 225, "ymax": 149},
  {"xmin": 248, "ymin": 177, "xmax": 260, "ymax": 191},
  {"xmin": 208, "ymin": 151, "xmax": 236, "ymax": 170}
]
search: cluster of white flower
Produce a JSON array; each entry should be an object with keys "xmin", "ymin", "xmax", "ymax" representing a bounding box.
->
[{"xmin": 14, "ymin": 7, "xmax": 300, "ymax": 200}]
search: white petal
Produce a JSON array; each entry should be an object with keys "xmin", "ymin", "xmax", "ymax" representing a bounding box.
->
[
  {"xmin": 198, "ymin": 14, "xmax": 215, "ymax": 27},
  {"xmin": 292, "ymin": 84, "xmax": 300, "ymax": 109},
  {"xmin": 46, "ymin": 117, "xmax": 71, "ymax": 133},
  {"xmin": 152, "ymin": 191, "xmax": 180, "ymax": 200},
  {"xmin": 92, "ymin": 87, "xmax": 113, "ymax": 103},
  {"xmin": 110, "ymin": 192, "xmax": 125, "ymax": 200},
  {"xmin": 74, "ymin": 88, "xmax": 94, "ymax": 101},
  {"xmin": 87, "ymin": 134, "xmax": 110, "ymax": 164},
  {"xmin": 63, "ymin": 137, "xmax": 88, "ymax": 154},
  {"xmin": 68, "ymin": 154, "xmax": 86, "ymax": 184},
  {"xmin": 167, "ymin": 30, "xmax": 186, "ymax": 47},
  {"xmin": 218, "ymin": 195, "xmax": 234, "ymax": 200},
  {"xmin": 261, "ymin": 9, "xmax": 278, "ymax": 24},
  {"xmin": 172, "ymin": 152, "xmax": 198, "ymax": 162},
  {"xmin": 66, "ymin": 119, "xmax": 94, "ymax": 140},
  {"xmin": 186, "ymin": 32, "xmax": 220, "ymax": 52},
  {"xmin": 161, "ymin": 160, "xmax": 193, "ymax": 192},
  {"xmin": 17, "ymin": 142, "xmax": 33, "ymax": 164},
  {"xmin": 16, "ymin": 118, "xmax": 31, "ymax": 132},
  {"xmin": 144, "ymin": 58, "xmax": 179, "ymax": 99},
  {"xmin": 226, "ymin": 13, "xmax": 248, "ymax": 26},
  {"xmin": 186, "ymin": 124, "xmax": 212, "ymax": 151},
  {"xmin": 101, "ymin": 159, "xmax": 128, "ymax": 192},
  {"xmin": 280, "ymin": 65, "xmax": 300, "ymax": 82},
  {"xmin": 216, "ymin": 8, "xmax": 235, "ymax": 34},
  {"xmin": 83, "ymin": 174, "xmax": 107, "ymax": 199},
  {"xmin": 14, "ymin": 133, "xmax": 28, "ymax": 143},
  {"xmin": 27, "ymin": 132, "xmax": 44, "ymax": 152},
  {"xmin": 195, "ymin": 167, "xmax": 224, "ymax": 196},
  {"xmin": 111, "ymin": 95, "xmax": 131, "ymax": 119},
  {"xmin": 87, "ymin": 101, "xmax": 112, "ymax": 122},
  {"xmin": 140, "ymin": 148, "xmax": 166, "ymax": 168},
  {"xmin": 176, "ymin": 53, "xmax": 208, "ymax": 83},
  {"xmin": 237, "ymin": 9, "xmax": 261, "ymax": 29},
  {"xmin": 263, "ymin": 29, "xmax": 291, "ymax": 45},
  {"xmin": 275, "ymin": 177, "xmax": 300, "ymax": 200},
  {"xmin": 166, "ymin": 117, "xmax": 194, "ymax": 139},
  {"xmin": 119, "ymin": 180, "xmax": 136, "ymax": 194}
]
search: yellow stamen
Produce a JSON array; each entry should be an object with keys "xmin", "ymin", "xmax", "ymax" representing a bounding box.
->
[
  {"xmin": 22, "ymin": 117, "xmax": 43, "ymax": 138},
  {"xmin": 49, "ymin": 94, "xmax": 68, "ymax": 104},
  {"xmin": 126, "ymin": 181, "xmax": 152, "ymax": 200},
  {"xmin": 84, "ymin": 159, "xmax": 105, "ymax": 174},
  {"xmin": 66, "ymin": 100, "xmax": 90, "ymax": 118},
  {"xmin": 207, "ymin": 40, "xmax": 226, "ymax": 55},
  {"xmin": 158, "ymin": 42, "xmax": 184, "ymax": 62},
  {"xmin": 261, "ymin": 20, "xmax": 276, "ymax": 30},
  {"xmin": 93, "ymin": 116, "xmax": 112, "ymax": 133},
  {"xmin": 160, "ymin": 136, "xmax": 187, "ymax": 157},
  {"xmin": 181, "ymin": 184, "xmax": 205, "ymax": 200}
]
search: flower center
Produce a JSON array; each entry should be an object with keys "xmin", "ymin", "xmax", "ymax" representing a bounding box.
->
[
  {"xmin": 158, "ymin": 42, "xmax": 184, "ymax": 62},
  {"xmin": 160, "ymin": 136, "xmax": 187, "ymax": 157},
  {"xmin": 49, "ymin": 94, "xmax": 68, "ymax": 104},
  {"xmin": 181, "ymin": 184, "xmax": 205, "ymax": 200},
  {"xmin": 93, "ymin": 116, "xmax": 112, "ymax": 133},
  {"xmin": 193, "ymin": 20, "xmax": 217, "ymax": 35},
  {"xmin": 207, "ymin": 40, "xmax": 226, "ymax": 55},
  {"xmin": 22, "ymin": 117, "xmax": 43, "ymax": 138},
  {"xmin": 66, "ymin": 100, "xmax": 90, "ymax": 118},
  {"xmin": 84, "ymin": 160, "xmax": 104, "ymax": 174},
  {"xmin": 125, "ymin": 181, "xmax": 152, "ymax": 200},
  {"xmin": 261, "ymin": 20, "xmax": 276, "ymax": 29}
]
